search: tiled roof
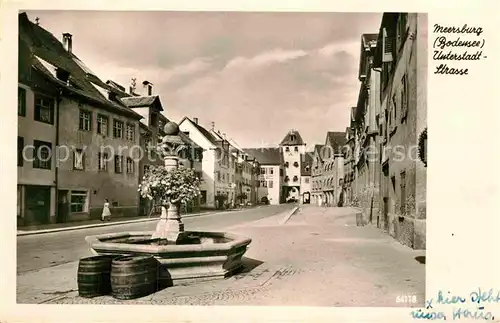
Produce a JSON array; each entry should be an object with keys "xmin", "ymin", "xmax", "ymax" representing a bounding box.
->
[
  {"xmin": 18, "ymin": 12, "xmax": 142, "ymax": 120},
  {"xmin": 243, "ymin": 148, "xmax": 282, "ymax": 165},
  {"xmin": 280, "ymin": 130, "xmax": 305, "ymax": 146},
  {"xmin": 325, "ymin": 131, "xmax": 347, "ymax": 154},
  {"xmin": 301, "ymin": 153, "xmax": 313, "ymax": 176},
  {"xmin": 180, "ymin": 117, "xmax": 219, "ymax": 146},
  {"xmin": 121, "ymin": 96, "xmax": 160, "ymax": 108}
]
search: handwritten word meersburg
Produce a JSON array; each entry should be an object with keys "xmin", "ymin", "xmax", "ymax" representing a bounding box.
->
[{"xmin": 432, "ymin": 24, "xmax": 486, "ymax": 76}]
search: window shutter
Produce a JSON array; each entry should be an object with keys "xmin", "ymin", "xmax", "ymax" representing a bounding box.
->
[{"xmin": 382, "ymin": 28, "xmax": 393, "ymax": 63}]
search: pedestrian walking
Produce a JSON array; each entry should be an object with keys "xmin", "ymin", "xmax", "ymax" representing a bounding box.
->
[{"xmin": 101, "ymin": 199, "xmax": 111, "ymax": 221}]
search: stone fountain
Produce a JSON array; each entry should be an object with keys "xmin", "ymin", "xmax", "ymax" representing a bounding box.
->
[{"xmin": 85, "ymin": 122, "xmax": 252, "ymax": 286}]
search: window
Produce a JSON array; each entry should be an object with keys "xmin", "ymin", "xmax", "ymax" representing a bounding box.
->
[
  {"xmin": 18, "ymin": 137, "xmax": 24, "ymax": 167},
  {"xmin": 269, "ymin": 168, "xmax": 274, "ymax": 175},
  {"xmin": 260, "ymin": 168, "xmax": 266, "ymax": 175},
  {"xmin": 114, "ymin": 155, "xmax": 123, "ymax": 173},
  {"xmin": 293, "ymin": 161, "xmax": 299, "ymax": 168},
  {"xmin": 294, "ymin": 146, "xmax": 299, "ymax": 152},
  {"xmin": 285, "ymin": 147, "xmax": 290, "ymax": 152},
  {"xmin": 269, "ymin": 180, "xmax": 274, "ymax": 188},
  {"xmin": 217, "ymin": 171, "xmax": 221, "ymax": 181},
  {"xmin": 305, "ymin": 166, "xmax": 310, "ymax": 172},
  {"xmin": 97, "ymin": 114, "xmax": 108, "ymax": 136},
  {"xmin": 284, "ymin": 162, "xmax": 289, "ymax": 168},
  {"xmin": 261, "ymin": 180, "xmax": 267, "ymax": 188},
  {"xmin": 126, "ymin": 124, "xmax": 135, "ymax": 141},
  {"xmin": 73, "ymin": 149, "xmax": 85, "ymax": 170},
  {"xmin": 126, "ymin": 157, "xmax": 134, "ymax": 174},
  {"xmin": 305, "ymin": 177, "xmax": 310, "ymax": 183},
  {"xmin": 98, "ymin": 152, "xmax": 108, "ymax": 171},
  {"xmin": 18, "ymin": 87, "xmax": 26, "ymax": 116},
  {"xmin": 34, "ymin": 95, "xmax": 54, "ymax": 124},
  {"xmin": 400, "ymin": 171, "xmax": 406, "ymax": 214},
  {"xmin": 113, "ymin": 120, "xmax": 124, "ymax": 138},
  {"xmin": 401, "ymin": 74, "xmax": 408, "ymax": 121},
  {"xmin": 280, "ymin": 168, "xmax": 284, "ymax": 176},
  {"xmin": 70, "ymin": 190, "xmax": 88, "ymax": 213},
  {"xmin": 293, "ymin": 176, "xmax": 299, "ymax": 182},
  {"xmin": 78, "ymin": 109, "xmax": 92, "ymax": 131},
  {"xmin": 33, "ymin": 140, "xmax": 52, "ymax": 169},
  {"xmin": 284, "ymin": 176, "xmax": 289, "ymax": 182}
]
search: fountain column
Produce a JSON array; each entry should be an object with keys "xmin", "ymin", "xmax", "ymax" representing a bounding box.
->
[{"xmin": 151, "ymin": 122, "xmax": 187, "ymax": 244}]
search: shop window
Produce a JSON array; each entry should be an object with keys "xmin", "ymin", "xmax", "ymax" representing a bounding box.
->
[{"xmin": 70, "ymin": 190, "xmax": 88, "ymax": 213}]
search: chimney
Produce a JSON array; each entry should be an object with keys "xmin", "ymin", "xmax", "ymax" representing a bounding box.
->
[
  {"xmin": 193, "ymin": 117, "xmax": 199, "ymax": 125},
  {"xmin": 62, "ymin": 33, "xmax": 72, "ymax": 53},
  {"xmin": 143, "ymin": 80, "xmax": 153, "ymax": 96},
  {"xmin": 211, "ymin": 122, "xmax": 215, "ymax": 130},
  {"xmin": 223, "ymin": 133, "xmax": 226, "ymax": 140}
]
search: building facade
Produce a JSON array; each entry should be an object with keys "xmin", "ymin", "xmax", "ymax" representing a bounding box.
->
[
  {"xmin": 280, "ymin": 130, "xmax": 307, "ymax": 203},
  {"xmin": 345, "ymin": 13, "xmax": 427, "ymax": 250},
  {"xmin": 17, "ymin": 13, "xmax": 200, "ymax": 225}
]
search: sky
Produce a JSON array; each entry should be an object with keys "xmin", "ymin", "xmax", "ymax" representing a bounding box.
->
[{"xmin": 25, "ymin": 10, "xmax": 382, "ymax": 148}]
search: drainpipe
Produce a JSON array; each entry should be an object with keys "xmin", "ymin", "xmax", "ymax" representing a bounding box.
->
[{"xmin": 54, "ymin": 87, "xmax": 62, "ymax": 223}]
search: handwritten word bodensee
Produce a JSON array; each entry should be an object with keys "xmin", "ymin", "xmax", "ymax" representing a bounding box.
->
[
  {"xmin": 432, "ymin": 24, "xmax": 486, "ymax": 76},
  {"xmin": 410, "ymin": 288, "xmax": 499, "ymax": 320}
]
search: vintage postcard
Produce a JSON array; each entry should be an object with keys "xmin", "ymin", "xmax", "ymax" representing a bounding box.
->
[{"xmin": 1, "ymin": 0, "xmax": 499, "ymax": 322}]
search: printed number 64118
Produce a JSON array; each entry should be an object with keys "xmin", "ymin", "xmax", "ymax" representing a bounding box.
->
[{"xmin": 396, "ymin": 295, "xmax": 417, "ymax": 303}]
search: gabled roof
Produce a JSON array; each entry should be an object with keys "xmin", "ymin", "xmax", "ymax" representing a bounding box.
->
[
  {"xmin": 121, "ymin": 95, "xmax": 162, "ymax": 110},
  {"xmin": 312, "ymin": 144, "xmax": 325, "ymax": 162},
  {"xmin": 18, "ymin": 12, "xmax": 142, "ymax": 120},
  {"xmin": 301, "ymin": 153, "xmax": 313, "ymax": 176},
  {"xmin": 280, "ymin": 130, "xmax": 305, "ymax": 146},
  {"xmin": 243, "ymin": 148, "xmax": 283, "ymax": 165},
  {"xmin": 179, "ymin": 116, "xmax": 219, "ymax": 146},
  {"xmin": 325, "ymin": 131, "xmax": 346, "ymax": 154}
]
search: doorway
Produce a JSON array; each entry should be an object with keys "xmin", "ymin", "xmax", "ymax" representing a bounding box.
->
[
  {"xmin": 57, "ymin": 190, "xmax": 69, "ymax": 223},
  {"xmin": 25, "ymin": 186, "xmax": 51, "ymax": 225}
]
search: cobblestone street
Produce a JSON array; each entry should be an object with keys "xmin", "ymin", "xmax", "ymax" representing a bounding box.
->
[{"xmin": 18, "ymin": 206, "xmax": 425, "ymax": 306}]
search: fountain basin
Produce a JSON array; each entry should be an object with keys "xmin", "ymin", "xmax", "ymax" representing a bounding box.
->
[{"xmin": 85, "ymin": 231, "xmax": 252, "ymax": 285}]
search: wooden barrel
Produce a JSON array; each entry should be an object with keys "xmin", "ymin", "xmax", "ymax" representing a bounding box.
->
[
  {"xmin": 77, "ymin": 255, "xmax": 119, "ymax": 298},
  {"xmin": 111, "ymin": 255, "xmax": 159, "ymax": 300}
]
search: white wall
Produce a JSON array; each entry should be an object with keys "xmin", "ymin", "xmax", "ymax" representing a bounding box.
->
[
  {"xmin": 282, "ymin": 145, "xmax": 305, "ymax": 187},
  {"xmin": 257, "ymin": 165, "xmax": 280, "ymax": 204}
]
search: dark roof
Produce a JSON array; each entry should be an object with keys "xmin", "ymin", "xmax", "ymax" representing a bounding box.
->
[
  {"xmin": 243, "ymin": 148, "xmax": 282, "ymax": 165},
  {"xmin": 121, "ymin": 96, "xmax": 161, "ymax": 109},
  {"xmin": 18, "ymin": 12, "xmax": 142, "ymax": 120},
  {"xmin": 279, "ymin": 130, "xmax": 305, "ymax": 146},
  {"xmin": 325, "ymin": 131, "xmax": 346, "ymax": 154},
  {"xmin": 301, "ymin": 153, "xmax": 313, "ymax": 176},
  {"xmin": 106, "ymin": 80, "xmax": 126, "ymax": 92},
  {"xmin": 180, "ymin": 117, "xmax": 219, "ymax": 146},
  {"xmin": 362, "ymin": 33, "xmax": 378, "ymax": 45}
]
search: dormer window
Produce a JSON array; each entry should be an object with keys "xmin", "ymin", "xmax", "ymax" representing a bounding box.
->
[
  {"xmin": 56, "ymin": 68, "xmax": 70, "ymax": 84},
  {"xmin": 290, "ymin": 135, "xmax": 296, "ymax": 141}
]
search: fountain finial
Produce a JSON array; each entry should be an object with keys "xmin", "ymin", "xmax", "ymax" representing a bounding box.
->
[{"xmin": 164, "ymin": 121, "xmax": 180, "ymax": 136}]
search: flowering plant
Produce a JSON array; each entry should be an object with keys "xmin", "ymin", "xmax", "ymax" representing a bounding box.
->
[{"xmin": 138, "ymin": 166, "xmax": 201, "ymax": 205}]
